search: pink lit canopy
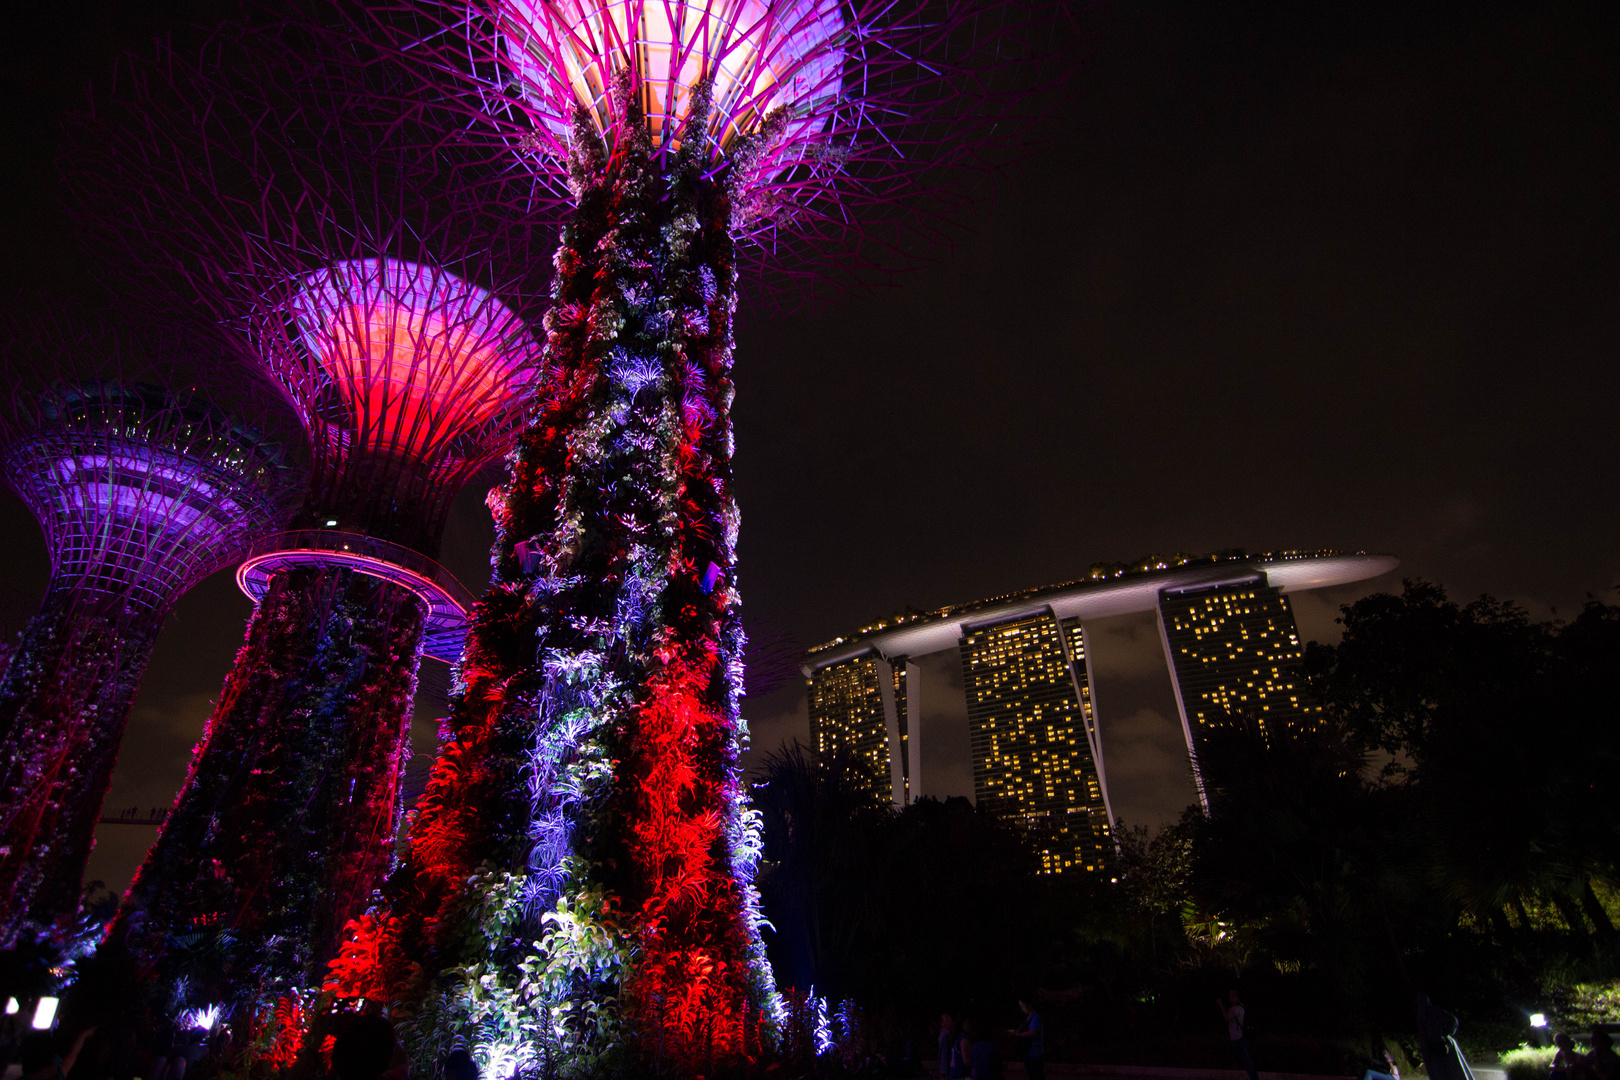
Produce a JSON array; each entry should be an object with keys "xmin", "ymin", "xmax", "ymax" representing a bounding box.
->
[
  {"xmin": 493, "ymin": 0, "xmax": 847, "ymax": 158},
  {"xmin": 283, "ymin": 257, "xmax": 541, "ymax": 467}
]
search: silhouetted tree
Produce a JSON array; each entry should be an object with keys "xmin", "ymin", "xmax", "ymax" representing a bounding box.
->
[
  {"xmin": 1307, "ymin": 583, "xmax": 1620, "ymax": 948},
  {"xmin": 1115, "ymin": 812, "xmax": 1196, "ymax": 960},
  {"xmin": 753, "ymin": 743, "xmax": 1058, "ymax": 1026},
  {"xmin": 1188, "ymin": 718, "xmax": 1406, "ymax": 1013},
  {"xmin": 753, "ymin": 742, "xmax": 898, "ymax": 1001}
]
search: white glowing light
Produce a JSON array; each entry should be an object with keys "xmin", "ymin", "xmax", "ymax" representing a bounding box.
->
[
  {"xmin": 1530, "ymin": 1013, "xmax": 1548, "ymax": 1029},
  {"xmin": 810, "ymin": 989, "xmax": 832, "ymax": 1054},
  {"xmin": 182, "ymin": 1005, "xmax": 221, "ymax": 1031},
  {"xmin": 4, "ymin": 997, "xmax": 17, "ymax": 1015},
  {"xmin": 31, "ymin": 997, "xmax": 59, "ymax": 1030}
]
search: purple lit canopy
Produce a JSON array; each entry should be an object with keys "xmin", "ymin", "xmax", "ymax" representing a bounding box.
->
[
  {"xmin": 497, "ymin": 0, "xmax": 846, "ymax": 159},
  {"xmin": 2, "ymin": 379, "xmax": 295, "ymax": 620},
  {"xmin": 354, "ymin": 0, "xmax": 1062, "ymax": 289}
]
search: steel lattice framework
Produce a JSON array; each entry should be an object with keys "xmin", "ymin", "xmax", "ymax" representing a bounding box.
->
[
  {"xmin": 63, "ymin": 12, "xmax": 552, "ymax": 1033},
  {"xmin": 0, "ymin": 314, "xmax": 298, "ymax": 949},
  {"xmin": 9, "ymin": 387, "xmax": 288, "ymax": 619},
  {"xmin": 358, "ymin": 0, "xmax": 1070, "ymax": 300}
]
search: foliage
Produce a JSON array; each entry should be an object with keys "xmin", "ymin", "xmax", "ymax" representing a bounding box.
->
[
  {"xmin": 1307, "ymin": 584, "xmax": 1620, "ymax": 940},
  {"xmin": 327, "ymin": 78, "xmax": 777, "ymax": 1077},
  {"xmin": 1546, "ymin": 979, "xmax": 1620, "ymax": 1031},
  {"xmin": 1114, "ymin": 812, "xmax": 1199, "ymax": 963},
  {"xmin": 1502, "ymin": 1045, "xmax": 1557, "ymax": 1080},
  {"xmin": 753, "ymin": 743, "xmax": 1081, "ymax": 1020},
  {"xmin": 1188, "ymin": 719, "xmax": 1400, "ymax": 1001},
  {"xmin": 97, "ymin": 565, "xmax": 425, "ymax": 1061}
]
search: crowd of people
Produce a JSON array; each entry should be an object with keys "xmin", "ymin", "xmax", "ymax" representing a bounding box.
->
[
  {"xmin": 934, "ymin": 997, "xmax": 1046, "ymax": 1080},
  {"xmin": 1551, "ymin": 1030, "xmax": 1620, "ymax": 1080},
  {"xmin": 3, "ymin": 993, "xmax": 1616, "ymax": 1080}
]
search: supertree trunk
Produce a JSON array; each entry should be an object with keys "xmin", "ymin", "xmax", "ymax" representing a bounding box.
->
[
  {"xmin": 332, "ymin": 99, "xmax": 773, "ymax": 1077},
  {"xmin": 0, "ymin": 592, "xmax": 158, "ymax": 946},
  {"xmin": 112, "ymin": 565, "xmax": 423, "ymax": 1026}
]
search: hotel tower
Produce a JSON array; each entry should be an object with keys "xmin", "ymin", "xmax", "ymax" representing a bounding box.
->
[{"xmin": 805, "ymin": 550, "xmax": 1396, "ymax": 873}]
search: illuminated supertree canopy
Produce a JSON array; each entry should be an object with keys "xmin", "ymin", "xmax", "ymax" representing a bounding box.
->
[
  {"xmin": 363, "ymin": 0, "xmax": 1060, "ymax": 293},
  {"xmin": 64, "ymin": 15, "xmax": 550, "ymax": 1038},
  {"xmin": 496, "ymin": 0, "xmax": 847, "ymax": 161},
  {"xmin": 0, "ymin": 315, "xmax": 298, "ymax": 951},
  {"xmin": 317, "ymin": 0, "xmax": 1070, "ymax": 1075}
]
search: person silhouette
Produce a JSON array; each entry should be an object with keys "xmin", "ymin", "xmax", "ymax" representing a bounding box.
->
[
  {"xmin": 1219, "ymin": 990, "xmax": 1258, "ymax": 1080},
  {"xmin": 1415, "ymin": 994, "xmax": 1474, "ymax": 1080}
]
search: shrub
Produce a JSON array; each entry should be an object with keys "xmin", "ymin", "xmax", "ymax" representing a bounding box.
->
[{"xmin": 1501, "ymin": 1045, "xmax": 1556, "ymax": 1080}]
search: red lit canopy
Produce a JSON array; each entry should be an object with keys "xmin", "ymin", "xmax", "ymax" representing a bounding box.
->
[{"xmin": 286, "ymin": 258, "xmax": 541, "ymax": 465}]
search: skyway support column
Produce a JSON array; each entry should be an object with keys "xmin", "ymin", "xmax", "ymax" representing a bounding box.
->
[
  {"xmin": 906, "ymin": 659, "xmax": 922, "ymax": 804},
  {"xmin": 875, "ymin": 656, "xmax": 907, "ymax": 807}
]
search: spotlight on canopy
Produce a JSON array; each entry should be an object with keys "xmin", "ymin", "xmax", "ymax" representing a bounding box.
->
[{"xmin": 493, "ymin": 0, "xmax": 848, "ymax": 156}]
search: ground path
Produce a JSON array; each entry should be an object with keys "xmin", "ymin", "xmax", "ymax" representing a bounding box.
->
[{"xmin": 922, "ymin": 1064, "xmax": 1507, "ymax": 1080}]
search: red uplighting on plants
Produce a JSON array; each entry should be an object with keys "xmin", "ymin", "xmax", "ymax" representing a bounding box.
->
[{"xmin": 621, "ymin": 651, "xmax": 756, "ymax": 1062}]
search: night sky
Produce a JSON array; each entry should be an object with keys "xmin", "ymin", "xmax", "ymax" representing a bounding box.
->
[{"xmin": 2, "ymin": 1, "xmax": 1617, "ymax": 894}]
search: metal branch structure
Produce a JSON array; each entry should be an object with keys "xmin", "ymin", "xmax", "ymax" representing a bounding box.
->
[
  {"xmin": 364, "ymin": 0, "xmax": 1067, "ymax": 301},
  {"xmin": 0, "ymin": 315, "xmax": 298, "ymax": 950},
  {"xmin": 64, "ymin": 15, "xmax": 551, "ymax": 1032},
  {"xmin": 319, "ymin": 1, "xmax": 1074, "ymax": 1075}
]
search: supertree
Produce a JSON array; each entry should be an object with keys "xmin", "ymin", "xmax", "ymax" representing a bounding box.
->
[
  {"xmin": 0, "ymin": 313, "xmax": 299, "ymax": 950},
  {"xmin": 317, "ymin": 0, "xmax": 1071, "ymax": 1074},
  {"xmin": 63, "ymin": 17, "xmax": 551, "ymax": 1031}
]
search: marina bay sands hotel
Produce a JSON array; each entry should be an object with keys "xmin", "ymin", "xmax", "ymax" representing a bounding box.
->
[{"xmin": 802, "ymin": 549, "xmax": 1398, "ymax": 876}]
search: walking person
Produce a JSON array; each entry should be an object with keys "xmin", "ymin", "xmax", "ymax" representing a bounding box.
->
[
  {"xmin": 1220, "ymin": 990, "xmax": 1259, "ymax": 1080},
  {"xmin": 938, "ymin": 1015, "xmax": 959, "ymax": 1080},
  {"xmin": 968, "ymin": 1019, "xmax": 1003, "ymax": 1080},
  {"xmin": 1008, "ymin": 997, "xmax": 1047, "ymax": 1080},
  {"xmin": 951, "ymin": 1020, "xmax": 974, "ymax": 1080}
]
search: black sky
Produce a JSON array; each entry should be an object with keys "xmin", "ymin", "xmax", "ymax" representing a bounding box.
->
[{"xmin": 2, "ymin": 0, "xmax": 1617, "ymax": 891}]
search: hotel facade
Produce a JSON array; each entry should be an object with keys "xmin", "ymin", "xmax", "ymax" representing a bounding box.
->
[{"xmin": 805, "ymin": 550, "xmax": 1396, "ymax": 874}]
